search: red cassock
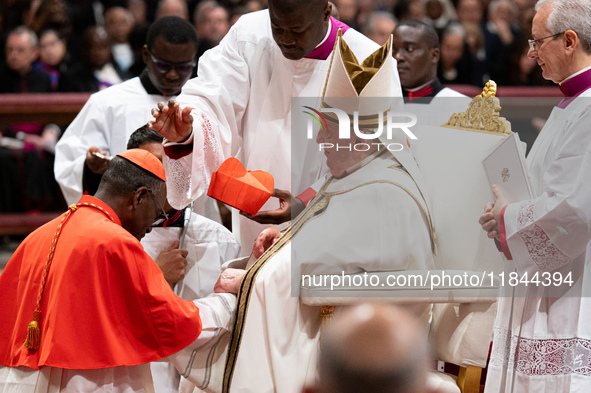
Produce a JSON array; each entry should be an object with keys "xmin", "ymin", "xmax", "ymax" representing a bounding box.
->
[{"xmin": 0, "ymin": 195, "xmax": 202, "ymax": 370}]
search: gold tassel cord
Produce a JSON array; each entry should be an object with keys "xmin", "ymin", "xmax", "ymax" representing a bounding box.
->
[
  {"xmin": 23, "ymin": 313, "xmax": 40, "ymax": 350},
  {"xmin": 23, "ymin": 203, "xmax": 113, "ymax": 351},
  {"xmin": 320, "ymin": 305, "xmax": 335, "ymax": 335}
]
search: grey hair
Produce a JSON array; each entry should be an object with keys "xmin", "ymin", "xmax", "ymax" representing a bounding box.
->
[
  {"xmin": 362, "ymin": 11, "xmax": 397, "ymax": 36},
  {"xmin": 535, "ymin": 0, "xmax": 591, "ymax": 53},
  {"xmin": 10, "ymin": 26, "xmax": 39, "ymax": 48},
  {"xmin": 488, "ymin": 0, "xmax": 516, "ymax": 19},
  {"xmin": 443, "ymin": 22, "xmax": 466, "ymax": 39}
]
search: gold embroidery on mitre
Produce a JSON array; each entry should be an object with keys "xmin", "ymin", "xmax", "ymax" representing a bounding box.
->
[
  {"xmin": 321, "ymin": 29, "xmax": 393, "ymax": 127},
  {"xmin": 340, "ymin": 34, "xmax": 391, "ymax": 94},
  {"xmin": 443, "ymin": 80, "xmax": 512, "ymax": 135}
]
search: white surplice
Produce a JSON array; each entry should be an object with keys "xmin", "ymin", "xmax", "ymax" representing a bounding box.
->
[
  {"xmin": 174, "ymin": 151, "xmax": 434, "ymax": 393},
  {"xmin": 141, "ymin": 213, "xmax": 240, "ymax": 299},
  {"xmin": 141, "ymin": 213, "xmax": 240, "ymax": 393},
  {"xmin": 163, "ymin": 10, "xmax": 402, "ymax": 251},
  {"xmin": 484, "ymin": 91, "xmax": 591, "ymax": 392}
]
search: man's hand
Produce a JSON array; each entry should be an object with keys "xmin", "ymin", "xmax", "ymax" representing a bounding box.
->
[
  {"xmin": 240, "ymin": 188, "xmax": 304, "ymax": 224},
  {"xmin": 85, "ymin": 147, "xmax": 111, "ymax": 175},
  {"xmin": 252, "ymin": 226, "xmax": 281, "ymax": 259},
  {"xmin": 214, "ymin": 268, "xmax": 246, "ymax": 294},
  {"xmin": 155, "ymin": 239, "xmax": 189, "ymax": 287},
  {"xmin": 478, "ymin": 185, "xmax": 509, "ymax": 240},
  {"xmin": 149, "ymin": 100, "xmax": 194, "ymax": 142}
]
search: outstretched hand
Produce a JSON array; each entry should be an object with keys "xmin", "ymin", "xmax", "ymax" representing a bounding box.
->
[
  {"xmin": 149, "ymin": 100, "xmax": 194, "ymax": 142},
  {"xmin": 240, "ymin": 188, "xmax": 304, "ymax": 225}
]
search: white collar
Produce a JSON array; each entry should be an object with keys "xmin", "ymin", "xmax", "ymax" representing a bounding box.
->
[
  {"xmin": 560, "ymin": 65, "xmax": 591, "ymax": 84},
  {"xmin": 314, "ymin": 18, "xmax": 332, "ymax": 49}
]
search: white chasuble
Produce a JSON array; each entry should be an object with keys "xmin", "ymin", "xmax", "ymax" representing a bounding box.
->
[{"xmin": 175, "ymin": 151, "xmax": 434, "ymax": 393}]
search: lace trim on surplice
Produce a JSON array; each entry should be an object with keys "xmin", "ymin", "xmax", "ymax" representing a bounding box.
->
[
  {"xmin": 515, "ymin": 201, "xmax": 571, "ymax": 271},
  {"xmin": 167, "ymin": 113, "xmax": 224, "ymax": 206},
  {"xmin": 491, "ymin": 328, "xmax": 591, "ymax": 376}
]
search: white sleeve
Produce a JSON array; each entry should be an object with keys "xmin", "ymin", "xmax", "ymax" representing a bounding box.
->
[
  {"xmin": 503, "ymin": 108, "xmax": 591, "ymax": 273},
  {"xmin": 54, "ymin": 94, "xmax": 112, "ymax": 205},
  {"xmin": 168, "ymin": 293, "xmax": 236, "ymax": 389},
  {"xmin": 163, "ymin": 22, "xmax": 252, "ymax": 209}
]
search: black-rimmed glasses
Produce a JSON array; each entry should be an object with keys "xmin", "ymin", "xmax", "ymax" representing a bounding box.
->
[{"xmin": 148, "ymin": 51, "xmax": 196, "ymax": 75}]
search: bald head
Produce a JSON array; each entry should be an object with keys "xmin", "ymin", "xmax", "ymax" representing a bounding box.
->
[
  {"xmin": 156, "ymin": 0, "xmax": 189, "ymax": 20},
  {"xmin": 306, "ymin": 303, "xmax": 431, "ymax": 393}
]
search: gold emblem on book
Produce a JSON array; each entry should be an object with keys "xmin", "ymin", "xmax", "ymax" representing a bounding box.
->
[
  {"xmin": 502, "ymin": 168, "xmax": 510, "ymax": 182},
  {"xmin": 443, "ymin": 80, "xmax": 512, "ymax": 135}
]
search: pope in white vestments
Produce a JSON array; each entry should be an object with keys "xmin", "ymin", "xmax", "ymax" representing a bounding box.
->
[
  {"xmin": 173, "ymin": 30, "xmax": 435, "ymax": 393},
  {"xmin": 151, "ymin": 0, "xmax": 402, "ymax": 251},
  {"xmin": 481, "ymin": 1, "xmax": 591, "ymax": 391}
]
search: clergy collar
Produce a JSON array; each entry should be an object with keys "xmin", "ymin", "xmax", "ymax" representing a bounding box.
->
[
  {"xmin": 403, "ymin": 78, "xmax": 444, "ymax": 103},
  {"xmin": 557, "ymin": 65, "xmax": 591, "ymax": 108},
  {"xmin": 140, "ymin": 69, "xmax": 171, "ymax": 96},
  {"xmin": 305, "ymin": 17, "xmax": 350, "ymax": 60}
]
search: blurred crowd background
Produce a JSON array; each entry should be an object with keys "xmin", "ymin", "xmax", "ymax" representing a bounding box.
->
[
  {"xmin": 0, "ymin": 0, "xmax": 552, "ymax": 217},
  {"xmin": 0, "ymin": 0, "xmax": 553, "ymax": 95}
]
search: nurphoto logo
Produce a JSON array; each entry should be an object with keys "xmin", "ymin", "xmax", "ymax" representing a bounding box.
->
[{"xmin": 302, "ymin": 106, "xmax": 418, "ymax": 152}]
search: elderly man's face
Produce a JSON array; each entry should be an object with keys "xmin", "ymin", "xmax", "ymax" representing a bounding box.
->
[
  {"xmin": 268, "ymin": 0, "xmax": 330, "ymax": 60},
  {"xmin": 143, "ymin": 36, "xmax": 197, "ymax": 96},
  {"xmin": 6, "ymin": 32, "xmax": 38, "ymax": 75},
  {"xmin": 393, "ymin": 26, "xmax": 439, "ymax": 89},
  {"xmin": 203, "ymin": 6, "xmax": 230, "ymax": 44},
  {"xmin": 316, "ymin": 121, "xmax": 377, "ymax": 176},
  {"xmin": 527, "ymin": 5, "xmax": 568, "ymax": 83}
]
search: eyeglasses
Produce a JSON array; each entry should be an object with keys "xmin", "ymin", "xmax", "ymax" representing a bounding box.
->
[
  {"xmin": 148, "ymin": 51, "xmax": 196, "ymax": 75},
  {"xmin": 528, "ymin": 32, "xmax": 565, "ymax": 51},
  {"xmin": 148, "ymin": 190, "xmax": 169, "ymax": 225}
]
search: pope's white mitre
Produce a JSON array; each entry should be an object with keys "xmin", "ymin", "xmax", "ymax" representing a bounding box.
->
[{"xmin": 321, "ymin": 29, "xmax": 393, "ymax": 127}]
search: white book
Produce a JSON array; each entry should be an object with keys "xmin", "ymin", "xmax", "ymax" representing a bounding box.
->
[{"xmin": 482, "ymin": 132, "xmax": 535, "ymax": 202}]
